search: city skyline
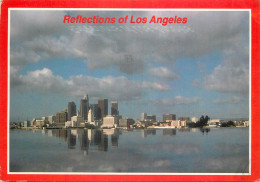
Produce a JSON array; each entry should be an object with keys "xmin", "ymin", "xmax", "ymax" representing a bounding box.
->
[{"xmin": 10, "ymin": 10, "xmax": 249, "ymax": 122}]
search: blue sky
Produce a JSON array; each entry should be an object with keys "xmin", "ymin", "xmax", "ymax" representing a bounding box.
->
[{"xmin": 10, "ymin": 10, "xmax": 249, "ymax": 122}]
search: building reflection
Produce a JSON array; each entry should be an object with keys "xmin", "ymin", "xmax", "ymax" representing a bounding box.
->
[
  {"xmin": 98, "ymin": 134, "xmax": 108, "ymax": 151},
  {"xmin": 68, "ymin": 130, "xmax": 76, "ymax": 149},
  {"xmin": 56, "ymin": 129, "xmax": 67, "ymax": 141},
  {"xmin": 111, "ymin": 131, "xmax": 119, "ymax": 148},
  {"xmin": 163, "ymin": 129, "xmax": 176, "ymax": 136},
  {"xmin": 141, "ymin": 129, "xmax": 156, "ymax": 138},
  {"xmin": 79, "ymin": 129, "xmax": 89, "ymax": 155},
  {"xmin": 178, "ymin": 128, "xmax": 190, "ymax": 132}
]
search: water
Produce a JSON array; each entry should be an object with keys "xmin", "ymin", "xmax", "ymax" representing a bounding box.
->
[{"xmin": 9, "ymin": 128, "xmax": 249, "ymax": 173}]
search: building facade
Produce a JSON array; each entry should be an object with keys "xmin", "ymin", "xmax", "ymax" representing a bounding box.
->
[
  {"xmin": 111, "ymin": 101, "xmax": 119, "ymax": 116},
  {"xmin": 88, "ymin": 109, "xmax": 94, "ymax": 123},
  {"xmin": 102, "ymin": 115, "xmax": 120, "ymax": 128},
  {"xmin": 141, "ymin": 113, "xmax": 147, "ymax": 121},
  {"xmin": 71, "ymin": 115, "xmax": 84, "ymax": 127},
  {"xmin": 56, "ymin": 110, "xmax": 68, "ymax": 127},
  {"xmin": 48, "ymin": 115, "xmax": 56, "ymax": 124},
  {"xmin": 163, "ymin": 114, "xmax": 176, "ymax": 122},
  {"xmin": 80, "ymin": 95, "xmax": 89, "ymax": 120},
  {"xmin": 68, "ymin": 101, "xmax": 77, "ymax": 120},
  {"xmin": 90, "ymin": 104, "xmax": 98, "ymax": 120},
  {"xmin": 118, "ymin": 118, "xmax": 135, "ymax": 128},
  {"xmin": 98, "ymin": 99, "xmax": 108, "ymax": 120},
  {"xmin": 178, "ymin": 117, "xmax": 190, "ymax": 121}
]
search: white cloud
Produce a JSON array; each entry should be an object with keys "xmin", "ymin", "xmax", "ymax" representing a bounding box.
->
[
  {"xmin": 203, "ymin": 56, "xmax": 249, "ymax": 94},
  {"xmin": 148, "ymin": 66, "xmax": 179, "ymax": 80},
  {"xmin": 12, "ymin": 68, "xmax": 170, "ymax": 101},
  {"xmin": 10, "ymin": 11, "xmax": 249, "ymax": 75}
]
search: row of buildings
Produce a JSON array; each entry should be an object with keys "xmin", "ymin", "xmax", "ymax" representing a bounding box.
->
[{"xmin": 24, "ymin": 96, "xmax": 249, "ymax": 129}]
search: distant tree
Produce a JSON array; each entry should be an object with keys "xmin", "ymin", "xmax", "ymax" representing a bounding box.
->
[
  {"xmin": 221, "ymin": 122, "xmax": 228, "ymax": 127},
  {"xmin": 187, "ymin": 122, "xmax": 196, "ymax": 128},
  {"xmin": 227, "ymin": 120, "xmax": 235, "ymax": 127},
  {"xmin": 221, "ymin": 121, "xmax": 235, "ymax": 127},
  {"xmin": 195, "ymin": 115, "xmax": 210, "ymax": 128}
]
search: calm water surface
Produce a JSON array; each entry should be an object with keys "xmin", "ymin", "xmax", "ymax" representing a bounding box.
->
[{"xmin": 10, "ymin": 128, "xmax": 249, "ymax": 173}]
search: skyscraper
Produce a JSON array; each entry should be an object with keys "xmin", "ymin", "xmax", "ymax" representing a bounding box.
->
[
  {"xmin": 111, "ymin": 101, "xmax": 119, "ymax": 116},
  {"xmin": 80, "ymin": 95, "xmax": 89, "ymax": 120},
  {"xmin": 88, "ymin": 109, "xmax": 94, "ymax": 122},
  {"xmin": 98, "ymin": 99, "xmax": 108, "ymax": 120},
  {"xmin": 56, "ymin": 110, "xmax": 68, "ymax": 127},
  {"xmin": 141, "ymin": 113, "xmax": 147, "ymax": 121},
  {"xmin": 90, "ymin": 104, "xmax": 98, "ymax": 120},
  {"xmin": 163, "ymin": 114, "xmax": 176, "ymax": 122},
  {"xmin": 68, "ymin": 101, "xmax": 76, "ymax": 120}
]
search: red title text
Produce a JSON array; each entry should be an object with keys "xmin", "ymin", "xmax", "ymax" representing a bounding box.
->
[{"xmin": 63, "ymin": 15, "xmax": 188, "ymax": 26}]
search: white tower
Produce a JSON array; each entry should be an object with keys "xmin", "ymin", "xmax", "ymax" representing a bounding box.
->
[{"xmin": 88, "ymin": 108, "xmax": 94, "ymax": 123}]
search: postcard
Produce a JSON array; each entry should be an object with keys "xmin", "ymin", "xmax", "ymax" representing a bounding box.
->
[{"xmin": 0, "ymin": 0, "xmax": 259, "ymax": 181}]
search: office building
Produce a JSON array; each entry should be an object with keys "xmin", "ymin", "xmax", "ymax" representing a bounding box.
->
[
  {"xmin": 56, "ymin": 110, "xmax": 68, "ymax": 127},
  {"xmin": 111, "ymin": 101, "xmax": 119, "ymax": 116},
  {"xmin": 178, "ymin": 117, "xmax": 190, "ymax": 122},
  {"xmin": 71, "ymin": 115, "xmax": 84, "ymax": 127},
  {"xmin": 24, "ymin": 120, "xmax": 30, "ymax": 128},
  {"xmin": 90, "ymin": 104, "xmax": 98, "ymax": 120},
  {"xmin": 146, "ymin": 115, "xmax": 156, "ymax": 122},
  {"xmin": 118, "ymin": 118, "xmax": 135, "ymax": 128},
  {"xmin": 163, "ymin": 114, "xmax": 176, "ymax": 122},
  {"xmin": 141, "ymin": 113, "xmax": 147, "ymax": 121},
  {"xmin": 102, "ymin": 115, "xmax": 120, "ymax": 128},
  {"xmin": 98, "ymin": 99, "xmax": 108, "ymax": 120},
  {"xmin": 68, "ymin": 101, "xmax": 77, "ymax": 120},
  {"xmin": 48, "ymin": 115, "xmax": 56, "ymax": 124},
  {"xmin": 169, "ymin": 120, "xmax": 187, "ymax": 128},
  {"xmin": 80, "ymin": 95, "xmax": 89, "ymax": 120}
]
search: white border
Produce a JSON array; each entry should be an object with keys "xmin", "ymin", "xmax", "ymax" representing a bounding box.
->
[{"xmin": 7, "ymin": 8, "xmax": 252, "ymax": 176}]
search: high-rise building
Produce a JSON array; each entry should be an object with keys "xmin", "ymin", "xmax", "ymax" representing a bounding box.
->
[
  {"xmin": 56, "ymin": 110, "xmax": 68, "ymax": 127},
  {"xmin": 146, "ymin": 115, "xmax": 156, "ymax": 122},
  {"xmin": 88, "ymin": 109, "xmax": 94, "ymax": 123},
  {"xmin": 68, "ymin": 101, "xmax": 77, "ymax": 120},
  {"xmin": 80, "ymin": 95, "xmax": 89, "ymax": 120},
  {"xmin": 141, "ymin": 113, "xmax": 147, "ymax": 121},
  {"xmin": 178, "ymin": 117, "xmax": 190, "ymax": 121},
  {"xmin": 163, "ymin": 114, "xmax": 176, "ymax": 122},
  {"xmin": 48, "ymin": 115, "xmax": 56, "ymax": 124},
  {"xmin": 98, "ymin": 99, "xmax": 108, "ymax": 120},
  {"xmin": 111, "ymin": 101, "xmax": 119, "ymax": 116},
  {"xmin": 90, "ymin": 104, "xmax": 98, "ymax": 120}
]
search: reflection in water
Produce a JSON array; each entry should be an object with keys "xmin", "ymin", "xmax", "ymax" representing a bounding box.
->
[
  {"xmin": 79, "ymin": 130, "xmax": 89, "ymax": 155},
  {"xmin": 163, "ymin": 129, "xmax": 176, "ymax": 136},
  {"xmin": 200, "ymin": 128, "xmax": 211, "ymax": 135},
  {"xmin": 44, "ymin": 129, "xmax": 121, "ymax": 153},
  {"xmin": 111, "ymin": 130, "xmax": 119, "ymax": 148},
  {"xmin": 178, "ymin": 128, "xmax": 190, "ymax": 132},
  {"xmin": 12, "ymin": 127, "xmax": 248, "ymax": 173},
  {"xmin": 38, "ymin": 128, "xmax": 207, "ymax": 157},
  {"xmin": 141, "ymin": 129, "xmax": 156, "ymax": 137},
  {"xmin": 56, "ymin": 129, "xmax": 67, "ymax": 141},
  {"xmin": 68, "ymin": 130, "xmax": 76, "ymax": 149},
  {"xmin": 98, "ymin": 134, "xmax": 108, "ymax": 151}
]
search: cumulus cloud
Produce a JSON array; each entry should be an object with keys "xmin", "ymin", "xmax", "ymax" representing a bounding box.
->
[
  {"xmin": 148, "ymin": 66, "xmax": 179, "ymax": 80},
  {"xmin": 11, "ymin": 68, "xmax": 170, "ymax": 101},
  {"xmin": 193, "ymin": 42, "xmax": 249, "ymax": 94},
  {"xmin": 10, "ymin": 11, "xmax": 249, "ymax": 76},
  {"xmin": 204, "ymin": 59, "xmax": 249, "ymax": 94},
  {"xmin": 213, "ymin": 96, "xmax": 242, "ymax": 104}
]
